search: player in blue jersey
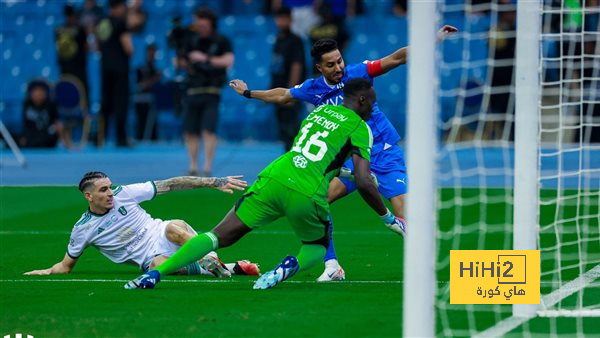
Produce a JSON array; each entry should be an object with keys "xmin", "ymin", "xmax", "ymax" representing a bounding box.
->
[{"xmin": 229, "ymin": 25, "xmax": 457, "ymax": 281}]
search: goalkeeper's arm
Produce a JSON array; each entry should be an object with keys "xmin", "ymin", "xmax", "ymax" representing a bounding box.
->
[
  {"xmin": 339, "ymin": 167, "xmax": 379, "ymax": 187},
  {"xmin": 351, "ymin": 157, "xmax": 406, "ymax": 236},
  {"xmin": 229, "ymin": 79, "xmax": 296, "ymax": 105},
  {"xmin": 352, "ymin": 154, "xmax": 388, "ymax": 217}
]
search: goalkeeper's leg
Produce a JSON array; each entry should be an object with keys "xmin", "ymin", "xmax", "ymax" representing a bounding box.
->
[{"xmin": 316, "ymin": 178, "xmax": 351, "ymax": 282}]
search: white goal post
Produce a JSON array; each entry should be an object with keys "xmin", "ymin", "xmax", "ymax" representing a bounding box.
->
[{"xmin": 404, "ymin": 0, "xmax": 600, "ymax": 336}]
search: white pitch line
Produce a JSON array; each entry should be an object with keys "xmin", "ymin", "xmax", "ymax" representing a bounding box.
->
[
  {"xmin": 474, "ymin": 263, "xmax": 600, "ymax": 338},
  {"xmin": 1, "ymin": 279, "xmax": 591, "ymax": 286},
  {"xmin": 0, "ymin": 278, "xmax": 403, "ymax": 284},
  {"xmin": 0, "ymin": 230, "xmax": 393, "ymax": 235}
]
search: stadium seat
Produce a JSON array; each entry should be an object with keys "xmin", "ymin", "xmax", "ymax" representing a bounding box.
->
[
  {"xmin": 0, "ymin": 100, "xmax": 23, "ymax": 136},
  {"xmin": 54, "ymin": 75, "xmax": 102, "ymax": 147},
  {"xmin": 362, "ymin": 0, "xmax": 394, "ymax": 17},
  {"xmin": 152, "ymin": 81, "xmax": 183, "ymax": 141},
  {"xmin": 243, "ymin": 101, "xmax": 277, "ymax": 141}
]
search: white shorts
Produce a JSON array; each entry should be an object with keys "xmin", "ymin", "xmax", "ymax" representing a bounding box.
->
[{"xmin": 141, "ymin": 220, "xmax": 198, "ymax": 271}]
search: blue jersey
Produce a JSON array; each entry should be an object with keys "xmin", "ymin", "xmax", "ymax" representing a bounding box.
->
[{"xmin": 290, "ymin": 62, "xmax": 405, "ymax": 173}]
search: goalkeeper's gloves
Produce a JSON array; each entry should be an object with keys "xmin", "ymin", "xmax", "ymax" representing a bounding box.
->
[
  {"xmin": 339, "ymin": 167, "xmax": 379, "ymax": 187},
  {"xmin": 380, "ymin": 209, "xmax": 407, "ymax": 236}
]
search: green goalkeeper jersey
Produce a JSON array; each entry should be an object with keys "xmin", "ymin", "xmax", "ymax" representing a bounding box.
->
[{"xmin": 258, "ymin": 104, "xmax": 373, "ymax": 204}]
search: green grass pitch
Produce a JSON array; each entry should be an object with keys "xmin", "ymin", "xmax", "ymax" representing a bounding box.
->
[
  {"xmin": 0, "ymin": 187, "xmax": 402, "ymax": 337},
  {"xmin": 1, "ymin": 186, "xmax": 598, "ymax": 337}
]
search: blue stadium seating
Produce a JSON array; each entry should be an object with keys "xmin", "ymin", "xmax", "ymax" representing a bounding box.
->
[{"xmin": 0, "ymin": 1, "xmax": 523, "ymax": 143}]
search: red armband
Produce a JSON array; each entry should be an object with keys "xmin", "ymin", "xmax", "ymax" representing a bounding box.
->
[{"xmin": 366, "ymin": 59, "xmax": 384, "ymax": 77}]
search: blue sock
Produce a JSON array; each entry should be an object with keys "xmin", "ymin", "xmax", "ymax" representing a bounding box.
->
[{"xmin": 324, "ymin": 214, "xmax": 338, "ymax": 262}]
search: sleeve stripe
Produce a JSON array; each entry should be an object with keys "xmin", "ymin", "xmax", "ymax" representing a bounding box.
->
[
  {"xmin": 74, "ymin": 214, "xmax": 91, "ymax": 227},
  {"xmin": 206, "ymin": 232, "xmax": 219, "ymax": 250},
  {"xmin": 67, "ymin": 251, "xmax": 81, "ymax": 259},
  {"xmin": 150, "ymin": 181, "xmax": 157, "ymax": 200},
  {"xmin": 365, "ymin": 123, "xmax": 373, "ymax": 147},
  {"xmin": 113, "ymin": 185, "xmax": 123, "ymax": 195}
]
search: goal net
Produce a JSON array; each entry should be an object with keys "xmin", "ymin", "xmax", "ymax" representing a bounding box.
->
[{"xmin": 405, "ymin": 0, "xmax": 600, "ymax": 336}]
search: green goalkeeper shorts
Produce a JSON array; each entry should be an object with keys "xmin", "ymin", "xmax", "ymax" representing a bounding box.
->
[{"xmin": 235, "ymin": 177, "xmax": 329, "ymax": 243}]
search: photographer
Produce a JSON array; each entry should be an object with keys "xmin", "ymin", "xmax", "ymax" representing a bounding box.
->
[{"xmin": 176, "ymin": 8, "xmax": 234, "ymax": 177}]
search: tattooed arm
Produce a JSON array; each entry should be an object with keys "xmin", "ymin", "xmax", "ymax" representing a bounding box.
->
[{"xmin": 154, "ymin": 175, "xmax": 247, "ymax": 195}]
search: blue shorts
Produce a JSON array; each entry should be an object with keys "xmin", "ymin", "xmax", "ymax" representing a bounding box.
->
[
  {"xmin": 339, "ymin": 170, "xmax": 408, "ymax": 199},
  {"xmin": 340, "ymin": 145, "xmax": 408, "ymax": 199}
]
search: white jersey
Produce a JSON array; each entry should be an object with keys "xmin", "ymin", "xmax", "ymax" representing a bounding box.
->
[{"xmin": 67, "ymin": 182, "xmax": 163, "ymax": 268}]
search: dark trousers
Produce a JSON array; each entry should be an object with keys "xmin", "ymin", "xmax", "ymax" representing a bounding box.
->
[
  {"xmin": 275, "ymin": 103, "xmax": 301, "ymax": 151},
  {"xmin": 101, "ymin": 68, "xmax": 130, "ymax": 146},
  {"xmin": 135, "ymin": 102, "xmax": 158, "ymax": 140}
]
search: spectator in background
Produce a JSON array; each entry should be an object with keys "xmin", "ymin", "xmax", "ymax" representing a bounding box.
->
[
  {"xmin": 486, "ymin": 0, "xmax": 516, "ymax": 141},
  {"xmin": 271, "ymin": 7, "xmax": 306, "ymax": 151},
  {"xmin": 393, "ymin": 0, "xmax": 407, "ymax": 16},
  {"xmin": 127, "ymin": 0, "xmax": 147, "ymax": 33},
  {"xmin": 271, "ymin": 0, "xmax": 321, "ymax": 39},
  {"xmin": 79, "ymin": 0, "xmax": 104, "ymax": 51},
  {"xmin": 577, "ymin": 0, "xmax": 600, "ymax": 143},
  {"xmin": 135, "ymin": 44, "xmax": 162, "ymax": 141},
  {"xmin": 167, "ymin": 15, "xmax": 190, "ymax": 117},
  {"xmin": 56, "ymin": 4, "xmax": 89, "ymax": 102},
  {"xmin": 96, "ymin": 0, "xmax": 133, "ymax": 147},
  {"xmin": 19, "ymin": 80, "xmax": 70, "ymax": 149},
  {"xmin": 176, "ymin": 8, "xmax": 234, "ymax": 176},
  {"xmin": 308, "ymin": 1, "xmax": 351, "ymax": 69}
]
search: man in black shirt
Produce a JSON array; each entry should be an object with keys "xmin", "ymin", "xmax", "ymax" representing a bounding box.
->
[
  {"xmin": 178, "ymin": 8, "xmax": 234, "ymax": 176},
  {"xmin": 135, "ymin": 43, "xmax": 161, "ymax": 141},
  {"xmin": 56, "ymin": 4, "xmax": 89, "ymax": 102},
  {"xmin": 96, "ymin": 0, "xmax": 133, "ymax": 147},
  {"xmin": 271, "ymin": 7, "xmax": 306, "ymax": 151}
]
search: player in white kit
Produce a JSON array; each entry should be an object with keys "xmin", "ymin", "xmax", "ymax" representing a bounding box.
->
[{"xmin": 24, "ymin": 171, "xmax": 259, "ymax": 277}]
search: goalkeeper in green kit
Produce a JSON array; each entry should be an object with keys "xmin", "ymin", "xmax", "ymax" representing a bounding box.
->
[{"xmin": 125, "ymin": 78, "xmax": 404, "ymax": 290}]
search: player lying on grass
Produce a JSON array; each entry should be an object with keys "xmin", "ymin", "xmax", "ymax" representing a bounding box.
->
[
  {"xmin": 24, "ymin": 172, "xmax": 259, "ymax": 278},
  {"xmin": 125, "ymin": 78, "xmax": 404, "ymax": 290},
  {"xmin": 229, "ymin": 25, "xmax": 458, "ymax": 282}
]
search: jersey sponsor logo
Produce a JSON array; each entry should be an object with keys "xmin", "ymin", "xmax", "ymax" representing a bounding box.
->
[
  {"xmin": 126, "ymin": 227, "xmax": 148, "ymax": 254},
  {"xmin": 117, "ymin": 227, "xmax": 136, "ymax": 244},
  {"xmin": 323, "ymin": 95, "xmax": 344, "ymax": 106},
  {"xmin": 322, "ymin": 107, "xmax": 348, "ymax": 121},
  {"xmin": 293, "ymin": 155, "xmax": 308, "ymax": 169},
  {"xmin": 118, "ymin": 206, "xmax": 128, "ymax": 216}
]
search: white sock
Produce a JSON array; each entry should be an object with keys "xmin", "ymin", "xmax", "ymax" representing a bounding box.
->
[{"xmin": 325, "ymin": 259, "xmax": 340, "ymax": 269}]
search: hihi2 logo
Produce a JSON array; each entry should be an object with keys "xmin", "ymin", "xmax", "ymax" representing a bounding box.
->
[{"xmin": 450, "ymin": 250, "xmax": 540, "ymax": 304}]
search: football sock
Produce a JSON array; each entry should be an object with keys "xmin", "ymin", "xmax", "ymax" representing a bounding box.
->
[
  {"xmin": 157, "ymin": 232, "xmax": 219, "ymax": 275},
  {"xmin": 323, "ymin": 214, "xmax": 338, "ymax": 262},
  {"xmin": 296, "ymin": 244, "xmax": 326, "ymax": 271},
  {"xmin": 184, "ymin": 261, "xmax": 205, "ymax": 275}
]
